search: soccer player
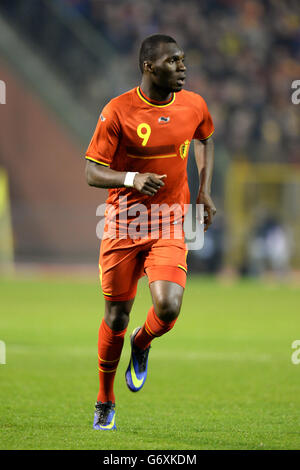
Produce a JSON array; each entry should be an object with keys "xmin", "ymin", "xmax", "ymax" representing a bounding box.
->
[{"xmin": 85, "ymin": 34, "xmax": 216, "ymax": 430}]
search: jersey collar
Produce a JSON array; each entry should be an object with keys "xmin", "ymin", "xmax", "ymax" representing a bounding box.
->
[{"xmin": 136, "ymin": 87, "xmax": 175, "ymax": 108}]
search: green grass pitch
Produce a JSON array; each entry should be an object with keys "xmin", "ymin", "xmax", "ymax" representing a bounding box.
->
[{"xmin": 0, "ymin": 274, "xmax": 300, "ymax": 450}]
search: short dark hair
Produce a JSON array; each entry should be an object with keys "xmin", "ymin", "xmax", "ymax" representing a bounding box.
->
[{"xmin": 139, "ymin": 34, "xmax": 177, "ymax": 74}]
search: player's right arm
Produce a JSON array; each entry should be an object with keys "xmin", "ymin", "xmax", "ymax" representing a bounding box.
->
[
  {"xmin": 85, "ymin": 161, "xmax": 166, "ymax": 196},
  {"xmin": 85, "ymin": 101, "xmax": 166, "ymax": 196}
]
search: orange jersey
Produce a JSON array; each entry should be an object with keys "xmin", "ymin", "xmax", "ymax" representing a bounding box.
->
[{"xmin": 85, "ymin": 86, "xmax": 214, "ymax": 237}]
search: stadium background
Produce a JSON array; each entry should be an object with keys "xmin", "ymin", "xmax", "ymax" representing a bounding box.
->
[
  {"xmin": 0, "ymin": 0, "xmax": 299, "ymax": 276},
  {"xmin": 0, "ymin": 0, "xmax": 300, "ymax": 451}
]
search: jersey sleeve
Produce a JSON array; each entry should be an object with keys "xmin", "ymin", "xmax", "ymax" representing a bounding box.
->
[
  {"xmin": 85, "ymin": 101, "xmax": 120, "ymax": 167},
  {"xmin": 192, "ymin": 95, "xmax": 214, "ymax": 141}
]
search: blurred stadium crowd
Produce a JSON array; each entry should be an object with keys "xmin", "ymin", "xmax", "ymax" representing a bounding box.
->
[
  {"xmin": 2, "ymin": 0, "xmax": 300, "ymax": 164},
  {"xmin": 0, "ymin": 0, "xmax": 299, "ymax": 275},
  {"xmin": 90, "ymin": 0, "xmax": 300, "ymax": 165}
]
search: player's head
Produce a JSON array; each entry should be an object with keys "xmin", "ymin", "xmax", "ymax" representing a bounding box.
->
[{"xmin": 139, "ymin": 34, "xmax": 186, "ymax": 93}]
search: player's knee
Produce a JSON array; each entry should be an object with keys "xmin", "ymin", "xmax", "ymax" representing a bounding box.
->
[
  {"xmin": 155, "ymin": 296, "xmax": 181, "ymax": 323},
  {"xmin": 105, "ymin": 309, "xmax": 130, "ymax": 331}
]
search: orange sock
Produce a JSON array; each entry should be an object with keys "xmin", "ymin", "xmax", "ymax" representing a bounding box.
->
[
  {"xmin": 134, "ymin": 306, "xmax": 177, "ymax": 351},
  {"xmin": 97, "ymin": 319, "xmax": 126, "ymax": 404}
]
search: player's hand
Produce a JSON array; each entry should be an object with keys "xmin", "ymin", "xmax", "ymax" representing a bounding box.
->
[
  {"xmin": 196, "ymin": 191, "xmax": 216, "ymax": 232},
  {"xmin": 133, "ymin": 173, "xmax": 167, "ymax": 196}
]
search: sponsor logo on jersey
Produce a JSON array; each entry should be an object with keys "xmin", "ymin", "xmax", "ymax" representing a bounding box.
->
[
  {"xmin": 100, "ymin": 114, "xmax": 106, "ymax": 122},
  {"xmin": 179, "ymin": 139, "xmax": 190, "ymax": 159},
  {"xmin": 158, "ymin": 116, "xmax": 170, "ymax": 123}
]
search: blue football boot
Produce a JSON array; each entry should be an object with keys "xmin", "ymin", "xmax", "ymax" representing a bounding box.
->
[
  {"xmin": 125, "ymin": 327, "xmax": 151, "ymax": 392},
  {"xmin": 93, "ymin": 401, "xmax": 116, "ymax": 430}
]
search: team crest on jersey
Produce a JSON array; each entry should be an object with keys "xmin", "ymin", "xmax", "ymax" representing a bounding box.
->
[
  {"xmin": 158, "ymin": 116, "xmax": 170, "ymax": 124},
  {"xmin": 179, "ymin": 140, "xmax": 190, "ymax": 159},
  {"xmin": 100, "ymin": 114, "xmax": 106, "ymax": 122}
]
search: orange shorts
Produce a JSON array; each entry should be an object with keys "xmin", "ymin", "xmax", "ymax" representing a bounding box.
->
[{"xmin": 99, "ymin": 237, "xmax": 188, "ymax": 301}]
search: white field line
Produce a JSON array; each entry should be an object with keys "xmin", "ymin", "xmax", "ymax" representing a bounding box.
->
[
  {"xmin": 8, "ymin": 344, "xmax": 272, "ymax": 363},
  {"xmin": 150, "ymin": 350, "xmax": 272, "ymax": 362}
]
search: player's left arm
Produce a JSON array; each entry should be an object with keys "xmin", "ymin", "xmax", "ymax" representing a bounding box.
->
[{"xmin": 194, "ymin": 136, "xmax": 217, "ymax": 232}]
